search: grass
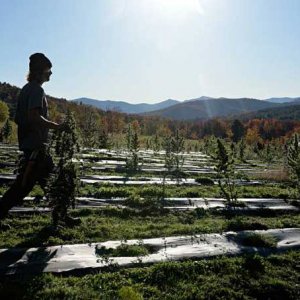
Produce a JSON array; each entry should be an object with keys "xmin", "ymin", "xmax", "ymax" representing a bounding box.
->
[
  {"xmin": 240, "ymin": 233, "xmax": 278, "ymax": 248},
  {"xmin": 0, "ymin": 251, "xmax": 299, "ymax": 299},
  {"xmin": 227, "ymin": 217, "xmax": 269, "ymax": 231},
  {"xmin": 78, "ymin": 183, "xmax": 294, "ymax": 199},
  {"xmin": 96, "ymin": 242, "xmax": 156, "ymax": 257},
  {"xmin": 0, "ymin": 146, "xmax": 299, "ymax": 299},
  {"xmin": 252, "ymin": 167, "xmax": 290, "ymax": 182},
  {"xmin": 0, "ymin": 208, "xmax": 299, "ymax": 248}
]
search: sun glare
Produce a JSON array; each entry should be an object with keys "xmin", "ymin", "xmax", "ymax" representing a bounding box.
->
[{"xmin": 153, "ymin": 0, "xmax": 205, "ymax": 17}]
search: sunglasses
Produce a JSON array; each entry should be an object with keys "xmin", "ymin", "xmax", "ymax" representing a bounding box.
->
[{"xmin": 43, "ymin": 69, "xmax": 52, "ymax": 75}]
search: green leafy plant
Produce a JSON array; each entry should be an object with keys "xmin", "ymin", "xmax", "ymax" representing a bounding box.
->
[
  {"xmin": 152, "ymin": 134, "xmax": 161, "ymax": 154},
  {"xmin": 240, "ymin": 233, "xmax": 277, "ymax": 248},
  {"xmin": 213, "ymin": 139, "xmax": 238, "ymax": 206},
  {"xmin": 195, "ymin": 177, "xmax": 214, "ymax": 185},
  {"xmin": 118, "ymin": 286, "xmax": 143, "ymax": 300},
  {"xmin": 163, "ymin": 129, "xmax": 185, "ymax": 184},
  {"xmin": 80, "ymin": 108, "xmax": 99, "ymax": 148},
  {"xmin": 126, "ymin": 124, "xmax": 141, "ymax": 173},
  {"xmin": 47, "ymin": 111, "xmax": 80, "ymax": 226},
  {"xmin": 0, "ymin": 100, "xmax": 9, "ymax": 124},
  {"xmin": 287, "ymin": 134, "xmax": 300, "ymax": 197},
  {"xmin": 1, "ymin": 119, "xmax": 12, "ymax": 143},
  {"xmin": 239, "ymin": 138, "xmax": 246, "ymax": 162},
  {"xmin": 95, "ymin": 240, "xmax": 155, "ymax": 257},
  {"xmin": 98, "ymin": 128, "xmax": 111, "ymax": 149}
]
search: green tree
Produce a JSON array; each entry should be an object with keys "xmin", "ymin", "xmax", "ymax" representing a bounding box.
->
[
  {"xmin": 163, "ymin": 134, "xmax": 174, "ymax": 174},
  {"xmin": 171, "ymin": 129, "xmax": 185, "ymax": 183},
  {"xmin": 126, "ymin": 123, "xmax": 132, "ymax": 150},
  {"xmin": 81, "ymin": 108, "xmax": 99, "ymax": 148},
  {"xmin": 152, "ymin": 134, "xmax": 160, "ymax": 154},
  {"xmin": 2, "ymin": 119, "xmax": 12, "ymax": 143},
  {"xmin": 0, "ymin": 100, "xmax": 9, "ymax": 124},
  {"xmin": 126, "ymin": 124, "xmax": 140, "ymax": 173},
  {"xmin": 287, "ymin": 134, "xmax": 300, "ymax": 196},
  {"xmin": 231, "ymin": 119, "xmax": 245, "ymax": 142},
  {"xmin": 162, "ymin": 129, "xmax": 185, "ymax": 189},
  {"xmin": 99, "ymin": 128, "xmax": 110, "ymax": 149},
  {"xmin": 47, "ymin": 111, "xmax": 80, "ymax": 226},
  {"xmin": 253, "ymin": 141, "xmax": 265, "ymax": 158},
  {"xmin": 214, "ymin": 139, "xmax": 238, "ymax": 205},
  {"xmin": 239, "ymin": 138, "xmax": 246, "ymax": 162},
  {"xmin": 230, "ymin": 142, "xmax": 237, "ymax": 159},
  {"xmin": 145, "ymin": 138, "xmax": 151, "ymax": 150},
  {"xmin": 263, "ymin": 143, "xmax": 274, "ymax": 165}
]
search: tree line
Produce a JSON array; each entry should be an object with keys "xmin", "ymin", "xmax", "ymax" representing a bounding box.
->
[{"xmin": 1, "ymin": 81, "xmax": 300, "ymax": 146}]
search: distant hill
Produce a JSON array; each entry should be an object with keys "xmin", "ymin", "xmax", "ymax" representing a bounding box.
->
[
  {"xmin": 0, "ymin": 81, "xmax": 70, "ymax": 118},
  {"xmin": 183, "ymin": 96, "xmax": 214, "ymax": 102},
  {"xmin": 264, "ymin": 97, "xmax": 300, "ymax": 104},
  {"xmin": 72, "ymin": 98, "xmax": 179, "ymax": 114},
  {"xmin": 237, "ymin": 103, "xmax": 300, "ymax": 121},
  {"xmin": 143, "ymin": 98, "xmax": 281, "ymax": 120}
]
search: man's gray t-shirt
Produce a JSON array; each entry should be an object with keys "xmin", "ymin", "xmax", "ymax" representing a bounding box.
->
[{"xmin": 14, "ymin": 82, "xmax": 49, "ymax": 151}]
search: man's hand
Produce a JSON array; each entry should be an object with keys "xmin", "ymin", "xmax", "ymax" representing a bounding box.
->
[{"xmin": 29, "ymin": 108, "xmax": 65, "ymax": 131}]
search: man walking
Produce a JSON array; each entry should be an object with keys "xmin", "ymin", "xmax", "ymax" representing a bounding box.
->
[{"xmin": 0, "ymin": 53, "xmax": 80, "ymax": 229}]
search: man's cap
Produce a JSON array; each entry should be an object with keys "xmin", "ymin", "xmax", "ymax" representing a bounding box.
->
[{"xmin": 29, "ymin": 53, "xmax": 52, "ymax": 71}]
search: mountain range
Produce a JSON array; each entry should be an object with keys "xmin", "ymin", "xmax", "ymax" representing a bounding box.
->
[
  {"xmin": 2, "ymin": 81, "xmax": 300, "ymax": 127},
  {"xmin": 143, "ymin": 98, "xmax": 282, "ymax": 120},
  {"xmin": 73, "ymin": 96, "xmax": 300, "ymax": 120},
  {"xmin": 264, "ymin": 97, "xmax": 300, "ymax": 104},
  {"xmin": 72, "ymin": 97, "xmax": 179, "ymax": 114}
]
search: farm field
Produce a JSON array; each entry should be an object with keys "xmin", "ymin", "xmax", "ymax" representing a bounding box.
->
[
  {"xmin": 0, "ymin": 143, "xmax": 299, "ymax": 299},
  {"xmin": 2, "ymin": 0, "xmax": 300, "ymax": 298}
]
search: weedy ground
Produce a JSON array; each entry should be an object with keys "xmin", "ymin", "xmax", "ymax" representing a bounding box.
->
[
  {"xmin": 0, "ymin": 251, "xmax": 299, "ymax": 299},
  {"xmin": 0, "ymin": 145, "xmax": 299, "ymax": 299},
  {"xmin": 0, "ymin": 208, "xmax": 299, "ymax": 248}
]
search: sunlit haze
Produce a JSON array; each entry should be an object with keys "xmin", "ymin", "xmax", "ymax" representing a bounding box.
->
[{"xmin": 0, "ymin": 0, "xmax": 299, "ymax": 102}]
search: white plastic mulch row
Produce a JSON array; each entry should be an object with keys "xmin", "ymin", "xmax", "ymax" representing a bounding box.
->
[
  {"xmin": 80, "ymin": 175, "xmax": 262, "ymax": 186},
  {"xmin": 6, "ymin": 196, "xmax": 298, "ymax": 213},
  {"xmin": 0, "ymin": 228, "xmax": 299, "ymax": 275}
]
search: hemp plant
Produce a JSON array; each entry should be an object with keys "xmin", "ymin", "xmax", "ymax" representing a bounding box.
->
[
  {"xmin": 213, "ymin": 139, "xmax": 238, "ymax": 206},
  {"xmin": 152, "ymin": 134, "xmax": 161, "ymax": 154},
  {"xmin": 163, "ymin": 130, "xmax": 185, "ymax": 183},
  {"xmin": 263, "ymin": 143, "xmax": 275, "ymax": 165},
  {"xmin": 239, "ymin": 138, "xmax": 246, "ymax": 162},
  {"xmin": 81, "ymin": 108, "xmax": 99, "ymax": 148},
  {"xmin": 160, "ymin": 130, "xmax": 185, "ymax": 203},
  {"xmin": 1, "ymin": 119, "xmax": 12, "ymax": 143},
  {"xmin": 47, "ymin": 111, "xmax": 80, "ymax": 226},
  {"xmin": 287, "ymin": 134, "xmax": 300, "ymax": 197},
  {"xmin": 99, "ymin": 128, "xmax": 110, "ymax": 149},
  {"xmin": 125, "ymin": 124, "xmax": 140, "ymax": 174},
  {"xmin": 171, "ymin": 129, "xmax": 185, "ymax": 183}
]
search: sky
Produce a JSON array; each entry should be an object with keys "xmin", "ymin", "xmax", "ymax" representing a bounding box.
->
[{"xmin": 0, "ymin": 0, "xmax": 300, "ymax": 103}]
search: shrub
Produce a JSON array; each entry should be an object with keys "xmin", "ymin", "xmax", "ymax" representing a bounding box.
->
[
  {"xmin": 138, "ymin": 186, "xmax": 164, "ymax": 198},
  {"xmin": 240, "ymin": 233, "xmax": 277, "ymax": 248},
  {"xmin": 118, "ymin": 286, "xmax": 143, "ymax": 300},
  {"xmin": 213, "ymin": 139, "xmax": 238, "ymax": 205},
  {"xmin": 47, "ymin": 111, "xmax": 80, "ymax": 225},
  {"xmin": 94, "ymin": 187, "xmax": 131, "ymax": 198},
  {"xmin": 195, "ymin": 177, "xmax": 214, "ymax": 185},
  {"xmin": 96, "ymin": 242, "xmax": 155, "ymax": 257},
  {"xmin": 243, "ymin": 254, "xmax": 266, "ymax": 274},
  {"xmin": 227, "ymin": 218, "xmax": 268, "ymax": 231}
]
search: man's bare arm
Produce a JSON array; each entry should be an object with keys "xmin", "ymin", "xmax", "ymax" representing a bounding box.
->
[{"xmin": 28, "ymin": 108, "xmax": 63, "ymax": 130}]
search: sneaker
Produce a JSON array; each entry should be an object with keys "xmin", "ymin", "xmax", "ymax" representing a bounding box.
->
[{"xmin": 64, "ymin": 216, "xmax": 81, "ymax": 227}]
